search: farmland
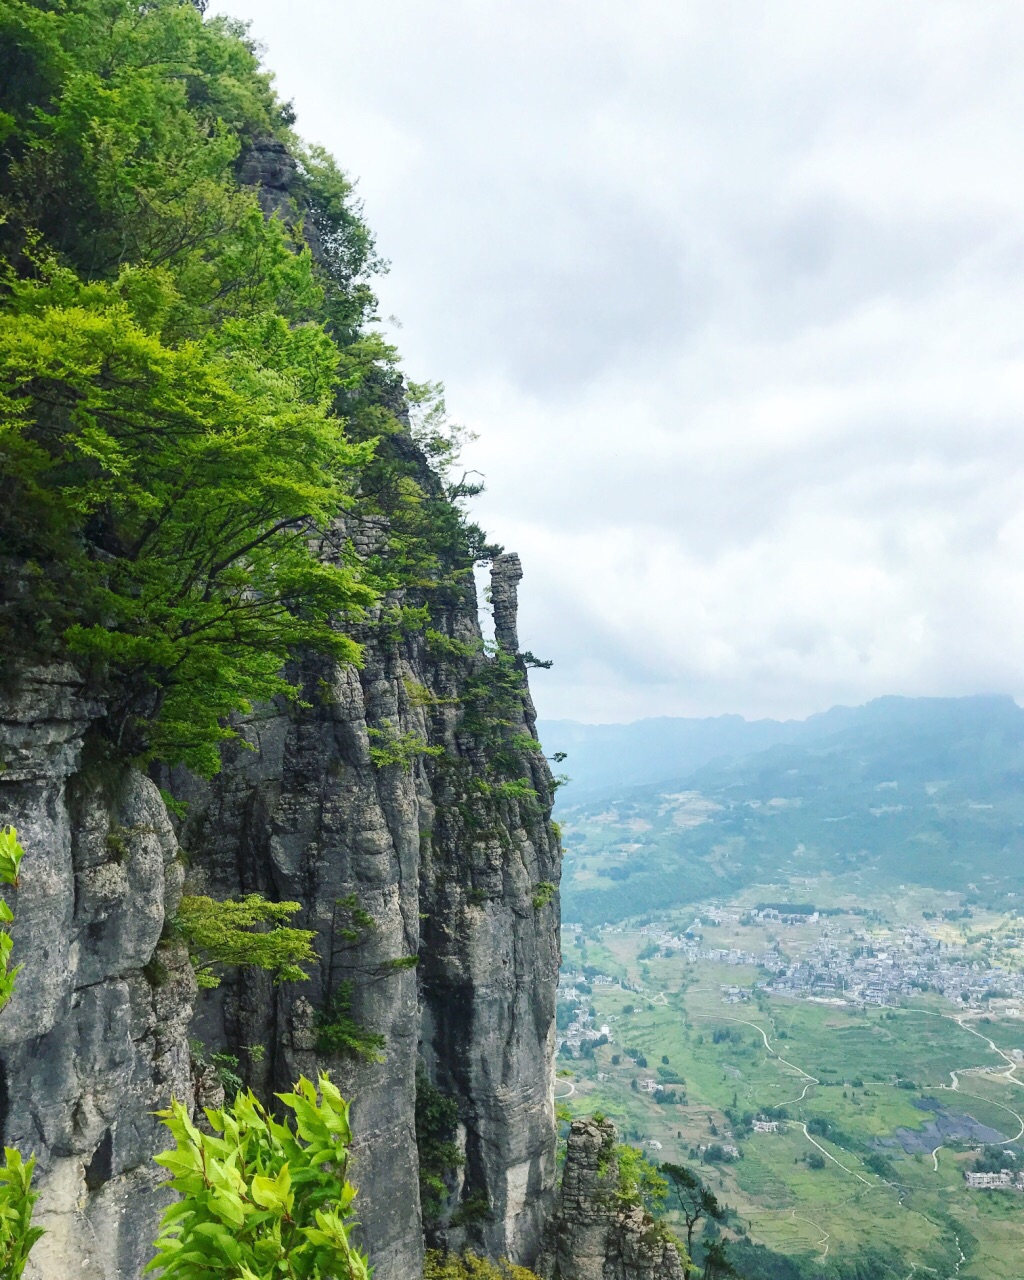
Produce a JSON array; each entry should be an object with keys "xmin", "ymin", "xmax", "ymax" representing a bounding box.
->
[{"xmin": 558, "ymin": 909, "xmax": 1024, "ymax": 1279}]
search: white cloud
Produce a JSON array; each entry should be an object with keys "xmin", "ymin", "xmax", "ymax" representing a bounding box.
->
[{"xmin": 220, "ymin": 0, "xmax": 1024, "ymax": 720}]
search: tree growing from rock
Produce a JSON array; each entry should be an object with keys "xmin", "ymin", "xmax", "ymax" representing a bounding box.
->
[{"xmin": 661, "ymin": 1163, "xmax": 726, "ymax": 1280}]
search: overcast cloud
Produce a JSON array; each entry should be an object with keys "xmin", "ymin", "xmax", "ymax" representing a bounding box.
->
[{"xmin": 219, "ymin": 0, "xmax": 1024, "ymax": 722}]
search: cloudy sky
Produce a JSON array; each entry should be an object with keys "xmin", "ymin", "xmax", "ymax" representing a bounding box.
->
[{"xmin": 220, "ymin": 0, "xmax": 1024, "ymax": 723}]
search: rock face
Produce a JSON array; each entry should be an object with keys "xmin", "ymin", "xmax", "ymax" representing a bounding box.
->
[
  {"xmin": 0, "ymin": 556, "xmax": 559, "ymax": 1280},
  {"xmin": 169, "ymin": 553, "xmax": 561, "ymax": 1278},
  {"xmin": 0, "ymin": 667, "xmax": 196, "ymax": 1280},
  {"xmin": 539, "ymin": 1120, "xmax": 686, "ymax": 1280},
  {"xmin": 0, "ymin": 130, "xmax": 561, "ymax": 1280}
]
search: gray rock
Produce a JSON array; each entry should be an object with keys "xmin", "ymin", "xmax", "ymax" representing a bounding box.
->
[
  {"xmin": 0, "ymin": 129, "xmax": 564, "ymax": 1280},
  {"xmin": 539, "ymin": 1119, "xmax": 686, "ymax": 1280},
  {"xmin": 169, "ymin": 555, "xmax": 561, "ymax": 1277},
  {"xmin": 0, "ymin": 668, "xmax": 196, "ymax": 1280}
]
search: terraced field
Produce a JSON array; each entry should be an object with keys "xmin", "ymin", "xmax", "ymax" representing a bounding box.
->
[{"xmin": 560, "ymin": 920, "xmax": 1024, "ymax": 1279}]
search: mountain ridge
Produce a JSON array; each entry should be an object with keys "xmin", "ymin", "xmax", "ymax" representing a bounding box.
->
[{"xmin": 540, "ymin": 694, "xmax": 1023, "ymax": 800}]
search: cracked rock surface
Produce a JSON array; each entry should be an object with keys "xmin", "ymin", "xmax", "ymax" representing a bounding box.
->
[
  {"xmin": 539, "ymin": 1119, "xmax": 686, "ymax": 1280},
  {"xmin": 0, "ymin": 554, "xmax": 561, "ymax": 1280}
]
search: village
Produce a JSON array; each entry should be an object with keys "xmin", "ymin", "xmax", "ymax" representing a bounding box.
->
[{"xmin": 563, "ymin": 903, "xmax": 1024, "ymax": 1014}]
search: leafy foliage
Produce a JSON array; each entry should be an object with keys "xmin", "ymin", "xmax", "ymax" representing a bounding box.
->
[
  {"xmin": 147, "ymin": 1072, "xmax": 371, "ymax": 1279},
  {"xmin": 0, "ymin": 827, "xmax": 25, "ymax": 1012},
  {"xmin": 661, "ymin": 1164, "xmax": 724, "ymax": 1280},
  {"xmin": 314, "ymin": 982, "xmax": 386, "ymax": 1063},
  {"xmin": 615, "ymin": 1144, "xmax": 668, "ymax": 1214},
  {"xmin": 423, "ymin": 1252, "xmax": 539, "ymax": 1280},
  {"xmin": 0, "ymin": 0, "xmax": 418, "ymax": 777},
  {"xmin": 532, "ymin": 881, "xmax": 556, "ymax": 911},
  {"xmin": 415, "ymin": 1069, "xmax": 463, "ymax": 1226},
  {"xmin": 367, "ymin": 724, "xmax": 444, "ymax": 769},
  {"xmin": 0, "ymin": 832, "xmax": 42, "ymax": 1277},
  {"xmin": 174, "ymin": 894, "xmax": 316, "ymax": 989},
  {"xmin": 0, "ymin": 1147, "xmax": 43, "ymax": 1280}
]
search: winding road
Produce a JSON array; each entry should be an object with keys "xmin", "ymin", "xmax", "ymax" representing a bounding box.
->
[
  {"xmin": 689, "ymin": 1007, "xmax": 1008, "ymax": 1277},
  {"xmin": 901, "ymin": 1010, "xmax": 1024, "ymax": 1164}
]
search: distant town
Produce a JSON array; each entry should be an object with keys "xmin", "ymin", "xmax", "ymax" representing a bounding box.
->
[{"xmin": 562, "ymin": 903, "xmax": 1024, "ymax": 1015}]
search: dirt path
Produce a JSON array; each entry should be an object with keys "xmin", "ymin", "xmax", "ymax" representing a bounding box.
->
[
  {"xmin": 800, "ymin": 1122, "xmax": 876, "ymax": 1187},
  {"xmin": 900, "ymin": 1009, "xmax": 1024, "ymax": 1166},
  {"xmin": 683, "ymin": 1005, "xmax": 980, "ymax": 1274},
  {"xmin": 690, "ymin": 1013, "xmax": 820, "ymax": 1103},
  {"xmin": 789, "ymin": 1209, "xmax": 830, "ymax": 1260}
]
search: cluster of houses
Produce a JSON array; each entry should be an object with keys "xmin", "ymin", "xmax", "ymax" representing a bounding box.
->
[
  {"xmin": 767, "ymin": 925, "xmax": 1024, "ymax": 1010},
  {"xmin": 964, "ymin": 1169, "xmax": 1024, "ymax": 1190},
  {"xmin": 556, "ymin": 971, "xmax": 613, "ymax": 1055},
  {"xmin": 628, "ymin": 924, "xmax": 785, "ymax": 973}
]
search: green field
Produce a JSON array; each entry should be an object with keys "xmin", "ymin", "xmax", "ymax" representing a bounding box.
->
[{"xmin": 560, "ymin": 924, "xmax": 1024, "ymax": 1279}]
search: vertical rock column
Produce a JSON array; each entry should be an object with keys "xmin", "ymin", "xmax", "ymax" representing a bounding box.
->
[
  {"xmin": 169, "ymin": 640, "xmax": 427, "ymax": 1280},
  {"xmin": 490, "ymin": 552, "xmax": 523, "ymax": 653},
  {"xmin": 0, "ymin": 668, "xmax": 196, "ymax": 1280},
  {"xmin": 539, "ymin": 1119, "xmax": 686, "ymax": 1280},
  {"xmin": 418, "ymin": 554, "xmax": 560, "ymax": 1266}
]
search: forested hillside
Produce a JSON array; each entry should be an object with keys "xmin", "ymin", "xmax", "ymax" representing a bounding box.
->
[{"xmin": 558, "ymin": 696, "xmax": 1024, "ymax": 924}]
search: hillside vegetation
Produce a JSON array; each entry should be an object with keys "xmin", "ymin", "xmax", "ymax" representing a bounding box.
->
[
  {"xmin": 557, "ymin": 696, "xmax": 1024, "ymax": 924},
  {"xmin": 0, "ymin": 0, "xmax": 488, "ymax": 775}
]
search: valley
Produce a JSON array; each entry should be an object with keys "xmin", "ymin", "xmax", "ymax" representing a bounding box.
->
[{"xmin": 556, "ymin": 894, "xmax": 1024, "ymax": 1278}]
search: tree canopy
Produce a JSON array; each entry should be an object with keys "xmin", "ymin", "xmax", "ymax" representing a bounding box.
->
[{"xmin": 0, "ymin": 0, "xmax": 488, "ymax": 775}]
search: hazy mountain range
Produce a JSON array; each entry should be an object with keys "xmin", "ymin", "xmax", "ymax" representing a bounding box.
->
[{"xmin": 545, "ymin": 695, "xmax": 1024, "ymax": 924}]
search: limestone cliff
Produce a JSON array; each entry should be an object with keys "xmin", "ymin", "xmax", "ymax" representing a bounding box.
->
[
  {"xmin": 0, "ymin": 20, "xmax": 560, "ymax": 1276},
  {"xmin": 0, "ymin": 667, "xmax": 196, "ymax": 1280},
  {"xmin": 0, "ymin": 550, "xmax": 560, "ymax": 1280},
  {"xmin": 167, "ymin": 551, "xmax": 561, "ymax": 1276},
  {"xmin": 539, "ymin": 1120, "xmax": 686, "ymax": 1280}
]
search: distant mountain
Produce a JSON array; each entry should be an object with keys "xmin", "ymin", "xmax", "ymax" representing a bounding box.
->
[
  {"xmin": 540, "ymin": 695, "xmax": 1022, "ymax": 799},
  {"xmin": 553, "ymin": 695, "xmax": 1024, "ymax": 924},
  {"xmin": 537, "ymin": 714, "xmax": 806, "ymax": 797}
]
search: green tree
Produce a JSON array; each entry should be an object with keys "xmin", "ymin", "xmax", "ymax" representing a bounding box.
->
[
  {"xmin": 662, "ymin": 1164, "xmax": 725, "ymax": 1280},
  {"xmin": 147, "ymin": 1073, "xmax": 370, "ymax": 1279},
  {"xmin": 173, "ymin": 894, "xmax": 317, "ymax": 989},
  {"xmin": 0, "ymin": 828, "xmax": 26, "ymax": 1011},
  {"xmin": 0, "ymin": 1147, "xmax": 43, "ymax": 1280},
  {"xmin": 700, "ymin": 1239, "xmax": 738, "ymax": 1280},
  {"xmin": 0, "ymin": 0, "xmax": 399, "ymax": 777},
  {"xmin": 415, "ymin": 1070, "xmax": 463, "ymax": 1227},
  {"xmin": 423, "ymin": 1252, "xmax": 539, "ymax": 1280},
  {"xmin": 0, "ymin": 830, "xmax": 43, "ymax": 1276},
  {"xmin": 615, "ymin": 1145, "xmax": 667, "ymax": 1214}
]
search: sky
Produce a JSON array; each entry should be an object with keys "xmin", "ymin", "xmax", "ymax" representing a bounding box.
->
[{"xmin": 218, "ymin": 0, "xmax": 1024, "ymax": 723}]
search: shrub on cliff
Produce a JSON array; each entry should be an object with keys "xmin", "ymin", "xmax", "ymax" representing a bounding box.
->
[
  {"xmin": 148, "ymin": 1073, "xmax": 370, "ymax": 1279},
  {"xmin": 423, "ymin": 1251, "xmax": 539, "ymax": 1280},
  {"xmin": 0, "ymin": 829, "xmax": 43, "ymax": 1280},
  {"xmin": 0, "ymin": 0, "xmax": 391, "ymax": 774}
]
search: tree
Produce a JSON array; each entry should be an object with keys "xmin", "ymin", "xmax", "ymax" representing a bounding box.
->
[
  {"xmin": 173, "ymin": 894, "xmax": 317, "ymax": 989},
  {"xmin": 662, "ymin": 1164, "xmax": 725, "ymax": 1280},
  {"xmin": 0, "ymin": 828, "xmax": 26, "ymax": 1011},
  {"xmin": 147, "ymin": 1073, "xmax": 370, "ymax": 1279},
  {"xmin": 0, "ymin": 829, "xmax": 44, "ymax": 1278},
  {"xmin": 615, "ymin": 1145, "xmax": 667, "ymax": 1215},
  {"xmin": 701, "ymin": 1239, "xmax": 738, "ymax": 1279},
  {"xmin": 0, "ymin": 1147, "xmax": 43, "ymax": 1280},
  {"xmin": 0, "ymin": 0, "xmax": 403, "ymax": 777}
]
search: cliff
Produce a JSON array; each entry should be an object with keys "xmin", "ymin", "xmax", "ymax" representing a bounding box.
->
[
  {"xmin": 166, "ymin": 550, "xmax": 561, "ymax": 1275},
  {"xmin": 0, "ymin": 552, "xmax": 559, "ymax": 1280},
  {"xmin": 0, "ymin": 5, "xmax": 561, "ymax": 1276},
  {"xmin": 0, "ymin": 667, "xmax": 197, "ymax": 1279}
]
